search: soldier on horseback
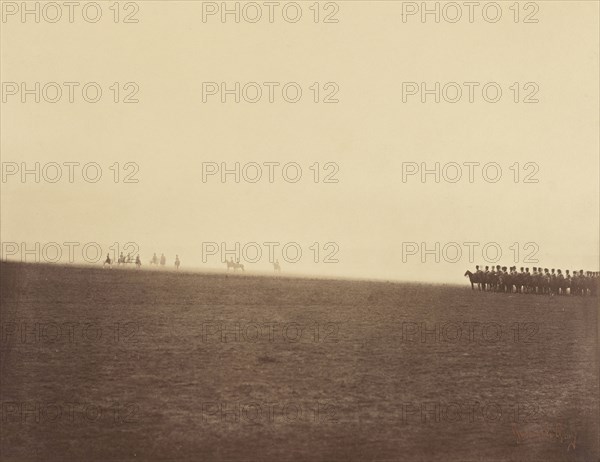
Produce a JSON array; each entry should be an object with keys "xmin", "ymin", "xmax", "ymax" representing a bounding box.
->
[
  {"xmin": 556, "ymin": 269, "xmax": 565, "ymax": 295},
  {"xmin": 103, "ymin": 253, "xmax": 112, "ymax": 268},
  {"xmin": 465, "ymin": 264, "xmax": 597, "ymax": 297},
  {"xmin": 571, "ymin": 270, "xmax": 579, "ymax": 295},
  {"xmin": 483, "ymin": 266, "xmax": 490, "ymax": 291},
  {"xmin": 553, "ymin": 270, "xmax": 558, "ymax": 293}
]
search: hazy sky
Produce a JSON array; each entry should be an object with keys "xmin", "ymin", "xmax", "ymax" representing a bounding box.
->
[{"xmin": 1, "ymin": 1, "xmax": 598, "ymax": 283}]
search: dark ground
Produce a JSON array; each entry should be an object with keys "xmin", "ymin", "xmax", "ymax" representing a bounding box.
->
[{"xmin": 0, "ymin": 261, "xmax": 598, "ymax": 462}]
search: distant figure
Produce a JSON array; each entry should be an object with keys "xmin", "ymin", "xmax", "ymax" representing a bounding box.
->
[
  {"xmin": 151, "ymin": 253, "xmax": 158, "ymax": 266},
  {"xmin": 175, "ymin": 255, "xmax": 180, "ymax": 270},
  {"xmin": 135, "ymin": 255, "xmax": 141, "ymax": 268},
  {"xmin": 103, "ymin": 253, "xmax": 112, "ymax": 268},
  {"xmin": 127, "ymin": 253, "xmax": 133, "ymax": 264},
  {"xmin": 160, "ymin": 253, "xmax": 166, "ymax": 266},
  {"xmin": 226, "ymin": 258, "xmax": 244, "ymax": 272},
  {"xmin": 118, "ymin": 252, "xmax": 125, "ymax": 265},
  {"xmin": 274, "ymin": 259, "xmax": 281, "ymax": 273}
]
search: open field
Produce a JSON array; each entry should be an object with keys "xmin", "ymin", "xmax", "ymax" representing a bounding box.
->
[{"xmin": 0, "ymin": 261, "xmax": 598, "ymax": 462}]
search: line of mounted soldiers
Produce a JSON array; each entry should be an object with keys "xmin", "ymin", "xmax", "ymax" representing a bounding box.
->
[{"xmin": 466, "ymin": 266, "xmax": 599, "ymax": 296}]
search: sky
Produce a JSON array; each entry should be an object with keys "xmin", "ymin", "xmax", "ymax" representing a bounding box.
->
[{"xmin": 1, "ymin": 1, "xmax": 599, "ymax": 284}]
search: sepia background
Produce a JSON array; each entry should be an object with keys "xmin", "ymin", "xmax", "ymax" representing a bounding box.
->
[
  {"xmin": 1, "ymin": 3, "xmax": 599, "ymax": 462},
  {"xmin": 1, "ymin": 1, "xmax": 598, "ymax": 283}
]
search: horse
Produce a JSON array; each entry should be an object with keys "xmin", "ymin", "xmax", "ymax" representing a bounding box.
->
[
  {"xmin": 226, "ymin": 260, "xmax": 244, "ymax": 272},
  {"xmin": 498, "ymin": 272, "xmax": 511, "ymax": 293},
  {"xmin": 512, "ymin": 272, "xmax": 525, "ymax": 294},
  {"xmin": 533, "ymin": 273, "xmax": 544, "ymax": 294},
  {"xmin": 464, "ymin": 270, "xmax": 482, "ymax": 291},
  {"xmin": 556, "ymin": 275, "xmax": 567, "ymax": 295},
  {"xmin": 486, "ymin": 272, "xmax": 500, "ymax": 292},
  {"xmin": 542, "ymin": 274, "xmax": 551, "ymax": 294},
  {"xmin": 590, "ymin": 276, "xmax": 599, "ymax": 297}
]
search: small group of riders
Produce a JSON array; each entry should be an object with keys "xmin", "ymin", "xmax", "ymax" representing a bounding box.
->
[
  {"xmin": 148, "ymin": 252, "xmax": 179, "ymax": 268},
  {"xmin": 104, "ymin": 254, "xmax": 282, "ymax": 273},
  {"xmin": 149, "ymin": 253, "xmax": 180, "ymax": 269},
  {"xmin": 466, "ymin": 265, "xmax": 599, "ymax": 296},
  {"xmin": 103, "ymin": 252, "xmax": 181, "ymax": 269},
  {"xmin": 226, "ymin": 258, "xmax": 282, "ymax": 272}
]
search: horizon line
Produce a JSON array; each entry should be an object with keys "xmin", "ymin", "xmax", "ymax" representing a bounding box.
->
[{"xmin": 0, "ymin": 259, "xmax": 471, "ymax": 287}]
